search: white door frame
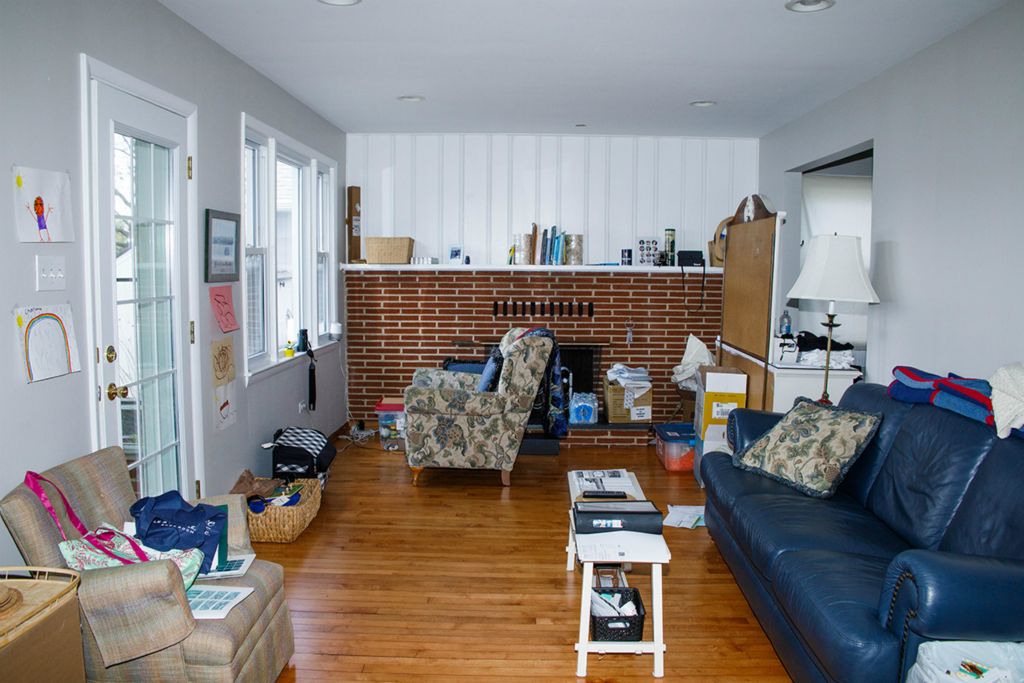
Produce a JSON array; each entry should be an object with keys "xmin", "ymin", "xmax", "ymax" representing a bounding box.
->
[{"xmin": 79, "ymin": 54, "xmax": 205, "ymax": 495}]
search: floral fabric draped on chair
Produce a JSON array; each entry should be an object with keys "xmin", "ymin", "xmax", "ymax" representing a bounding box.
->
[{"xmin": 404, "ymin": 328, "xmax": 553, "ymax": 486}]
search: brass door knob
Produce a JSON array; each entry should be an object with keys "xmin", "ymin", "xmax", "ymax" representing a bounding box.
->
[
  {"xmin": 106, "ymin": 383, "xmax": 129, "ymax": 401},
  {"xmin": 105, "ymin": 345, "xmax": 118, "ymax": 363}
]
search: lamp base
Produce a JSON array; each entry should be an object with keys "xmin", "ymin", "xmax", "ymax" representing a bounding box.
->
[{"xmin": 819, "ymin": 315, "xmax": 841, "ymax": 404}]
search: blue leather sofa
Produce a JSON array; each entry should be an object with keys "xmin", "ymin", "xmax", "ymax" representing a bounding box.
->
[{"xmin": 701, "ymin": 382, "xmax": 1024, "ymax": 682}]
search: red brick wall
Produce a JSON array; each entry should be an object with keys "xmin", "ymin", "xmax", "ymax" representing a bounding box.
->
[{"xmin": 345, "ymin": 269, "xmax": 722, "ymax": 446}]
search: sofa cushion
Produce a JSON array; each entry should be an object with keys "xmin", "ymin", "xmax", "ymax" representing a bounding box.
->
[
  {"xmin": 700, "ymin": 451, "xmax": 800, "ymax": 526},
  {"xmin": 939, "ymin": 437, "xmax": 1024, "ymax": 561},
  {"xmin": 836, "ymin": 382, "xmax": 914, "ymax": 505},
  {"xmin": 733, "ymin": 398, "xmax": 881, "ymax": 498},
  {"xmin": 184, "ymin": 559, "xmax": 286, "ymax": 669},
  {"xmin": 730, "ymin": 493, "xmax": 910, "ymax": 578},
  {"xmin": 772, "ymin": 550, "xmax": 899, "ymax": 681},
  {"xmin": 865, "ymin": 405, "xmax": 996, "ymax": 549}
]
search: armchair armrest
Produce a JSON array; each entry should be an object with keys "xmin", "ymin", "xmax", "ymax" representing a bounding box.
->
[
  {"xmin": 411, "ymin": 368, "xmax": 480, "ymax": 391},
  {"xmin": 196, "ymin": 492, "xmax": 253, "ymax": 555},
  {"xmin": 727, "ymin": 409, "xmax": 785, "ymax": 451},
  {"xmin": 879, "ymin": 549, "xmax": 1024, "ymax": 641},
  {"xmin": 78, "ymin": 559, "xmax": 196, "ymax": 666},
  {"xmin": 404, "ymin": 386, "xmax": 512, "ymax": 416}
]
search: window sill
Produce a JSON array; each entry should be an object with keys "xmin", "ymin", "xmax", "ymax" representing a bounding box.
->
[{"xmin": 245, "ymin": 340, "xmax": 340, "ymax": 387}]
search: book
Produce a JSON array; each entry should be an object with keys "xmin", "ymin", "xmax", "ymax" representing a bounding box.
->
[
  {"xmin": 540, "ymin": 229, "xmax": 549, "ymax": 265},
  {"xmin": 573, "ymin": 500, "xmax": 664, "ymax": 535},
  {"xmin": 548, "ymin": 225, "xmax": 558, "ymax": 264},
  {"xmin": 530, "ymin": 223, "xmax": 539, "ymax": 264}
]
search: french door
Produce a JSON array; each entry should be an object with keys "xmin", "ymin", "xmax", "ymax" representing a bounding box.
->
[{"xmin": 91, "ymin": 81, "xmax": 194, "ymax": 497}]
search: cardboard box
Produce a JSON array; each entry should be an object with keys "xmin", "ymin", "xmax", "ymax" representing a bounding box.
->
[
  {"xmin": 693, "ymin": 424, "xmax": 731, "ymax": 488},
  {"xmin": 695, "ymin": 366, "xmax": 747, "ymax": 440},
  {"xmin": 603, "ymin": 377, "xmax": 653, "ymax": 423}
]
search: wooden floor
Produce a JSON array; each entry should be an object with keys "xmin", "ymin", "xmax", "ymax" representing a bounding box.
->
[{"xmin": 261, "ymin": 442, "xmax": 790, "ymax": 682}]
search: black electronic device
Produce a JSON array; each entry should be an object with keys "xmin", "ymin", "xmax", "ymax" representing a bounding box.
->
[
  {"xmin": 582, "ymin": 490, "xmax": 628, "ymax": 499},
  {"xmin": 677, "ymin": 250, "xmax": 705, "ymax": 267}
]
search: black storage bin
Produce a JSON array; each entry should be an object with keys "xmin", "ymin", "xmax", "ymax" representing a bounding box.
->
[
  {"xmin": 590, "ymin": 587, "xmax": 645, "ymax": 641},
  {"xmin": 271, "ymin": 427, "xmax": 336, "ymax": 488}
]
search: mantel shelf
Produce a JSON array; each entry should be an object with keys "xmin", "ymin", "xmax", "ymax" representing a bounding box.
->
[{"xmin": 340, "ymin": 263, "xmax": 720, "ymax": 275}]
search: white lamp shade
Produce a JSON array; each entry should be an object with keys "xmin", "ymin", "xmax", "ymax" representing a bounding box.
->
[{"xmin": 787, "ymin": 235, "xmax": 880, "ymax": 304}]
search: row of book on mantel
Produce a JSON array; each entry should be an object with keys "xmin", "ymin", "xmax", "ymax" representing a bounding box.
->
[{"xmin": 509, "ymin": 223, "xmax": 583, "ymax": 265}]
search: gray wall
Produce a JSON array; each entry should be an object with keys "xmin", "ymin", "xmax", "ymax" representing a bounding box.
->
[
  {"xmin": 760, "ymin": 0, "xmax": 1024, "ymax": 383},
  {"xmin": 0, "ymin": 0, "xmax": 347, "ymax": 564}
]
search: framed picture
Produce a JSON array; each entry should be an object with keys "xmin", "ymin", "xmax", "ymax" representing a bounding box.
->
[
  {"xmin": 205, "ymin": 209, "xmax": 241, "ymax": 282},
  {"xmin": 448, "ymin": 244, "xmax": 463, "ymax": 265}
]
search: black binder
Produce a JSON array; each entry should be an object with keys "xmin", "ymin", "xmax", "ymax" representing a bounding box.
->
[{"xmin": 573, "ymin": 500, "xmax": 664, "ymax": 535}]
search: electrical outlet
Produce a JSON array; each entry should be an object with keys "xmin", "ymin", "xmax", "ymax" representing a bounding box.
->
[{"xmin": 35, "ymin": 255, "xmax": 67, "ymax": 291}]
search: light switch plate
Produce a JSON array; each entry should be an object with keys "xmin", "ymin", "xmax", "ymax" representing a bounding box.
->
[{"xmin": 35, "ymin": 254, "xmax": 67, "ymax": 291}]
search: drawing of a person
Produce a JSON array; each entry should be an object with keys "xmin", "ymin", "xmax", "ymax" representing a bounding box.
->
[{"xmin": 26, "ymin": 196, "xmax": 53, "ymax": 242}]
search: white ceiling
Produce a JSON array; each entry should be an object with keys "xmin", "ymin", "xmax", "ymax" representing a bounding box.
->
[{"xmin": 157, "ymin": 0, "xmax": 1006, "ymax": 137}]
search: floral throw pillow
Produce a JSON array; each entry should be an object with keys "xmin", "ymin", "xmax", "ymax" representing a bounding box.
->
[{"xmin": 732, "ymin": 398, "xmax": 882, "ymax": 498}]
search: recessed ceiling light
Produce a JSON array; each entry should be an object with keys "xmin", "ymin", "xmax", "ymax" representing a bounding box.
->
[
  {"xmin": 785, "ymin": 0, "xmax": 835, "ymax": 13},
  {"xmin": 397, "ymin": 95, "xmax": 426, "ymax": 103},
  {"xmin": 689, "ymin": 100, "xmax": 717, "ymax": 108},
  {"xmin": 318, "ymin": 0, "xmax": 361, "ymax": 5}
]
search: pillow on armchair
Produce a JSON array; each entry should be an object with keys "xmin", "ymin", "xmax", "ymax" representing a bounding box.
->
[{"xmin": 732, "ymin": 397, "xmax": 882, "ymax": 498}]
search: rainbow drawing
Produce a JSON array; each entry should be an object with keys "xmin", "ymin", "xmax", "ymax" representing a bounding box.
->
[{"xmin": 15, "ymin": 305, "xmax": 79, "ymax": 383}]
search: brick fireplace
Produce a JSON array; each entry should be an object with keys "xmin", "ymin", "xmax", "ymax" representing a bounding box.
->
[{"xmin": 344, "ymin": 266, "xmax": 723, "ymax": 447}]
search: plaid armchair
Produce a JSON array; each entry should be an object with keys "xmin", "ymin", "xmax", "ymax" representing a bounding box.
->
[
  {"xmin": 404, "ymin": 328, "xmax": 553, "ymax": 486},
  {"xmin": 0, "ymin": 446, "xmax": 293, "ymax": 682}
]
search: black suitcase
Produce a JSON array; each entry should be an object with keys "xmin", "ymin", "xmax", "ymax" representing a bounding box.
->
[{"xmin": 271, "ymin": 427, "xmax": 336, "ymax": 488}]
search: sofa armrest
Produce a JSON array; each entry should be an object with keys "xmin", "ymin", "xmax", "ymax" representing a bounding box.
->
[
  {"xmin": 411, "ymin": 368, "xmax": 480, "ymax": 391},
  {"xmin": 78, "ymin": 559, "xmax": 196, "ymax": 667},
  {"xmin": 879, "ymin": 549, "xmax": 1024, "ymax": 641},
  {"xmin": 404, "ymin": 386, "xmax": 512, "ymax": 416},
  {"xmin": 727, "ymin": 409, "xmax": 785, "ymax": 451},
  {"xmin": 196, "ymin": 493, "xmax": 254, "ymax": 555}
]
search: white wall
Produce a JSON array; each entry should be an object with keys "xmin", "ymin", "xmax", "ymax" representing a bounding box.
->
[
  {"xmin": 347, "ymin": 134, "xmax": 758, "ymax": 264},
  {"xmin": 796, "ymin": 174, "xmax": 873, "ymax": 346},
  {"xmin": 760, "ymin": 0, "xmax": 1024, "ymax": 382},
  {"xmin": 0, "ymin": 0, "xmax": 346, "ymax": 565}
]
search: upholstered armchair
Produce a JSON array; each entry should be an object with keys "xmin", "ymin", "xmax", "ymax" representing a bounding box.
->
[
  {"xmin": 0, "ymin": 446, "xmax": 294, "ymax": 682},
  {"xmin": 404, "ymin": 328, "xmax": 553, "ymax": 486}
]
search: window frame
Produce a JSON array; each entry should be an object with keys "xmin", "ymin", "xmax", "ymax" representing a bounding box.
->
[{"xmin": 241, "ymin": 114, "xmax": 338, "ymax": 381}]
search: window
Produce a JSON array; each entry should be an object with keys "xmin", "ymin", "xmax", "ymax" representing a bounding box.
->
[
  {"xmin": 241, "ymin": 115, "xmax": 338, "ymax": 376},
  {"xmin": 243, "ymin": 141, "xmax": 267, "ymax": 359},
  {"xmin": 315, "ymin": 170, "xmax": 333, "ymax": 337}
]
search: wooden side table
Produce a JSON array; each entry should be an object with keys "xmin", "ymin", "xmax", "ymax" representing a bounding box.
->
[{"xmin": 0, "ymin": 567, "xmax": 85, "ymax": 683}]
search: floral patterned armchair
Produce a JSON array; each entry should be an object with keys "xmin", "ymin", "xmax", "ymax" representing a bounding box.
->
[{"xmin": 404, "ymin": 328, "xmax": 553, "ymax": 486}]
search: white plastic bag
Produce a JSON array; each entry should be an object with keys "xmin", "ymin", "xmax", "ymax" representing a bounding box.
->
[{"xmin": 672, "ymin": 335, "xmax": 713, "ymax": 391}]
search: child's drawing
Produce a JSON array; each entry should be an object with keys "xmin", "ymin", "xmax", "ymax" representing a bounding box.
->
[
  {"xmin": 14, "ymin": 304, "xmax": 82, "ymax": 383},
  {"xmin": 12, "ymin": 166, "xmax": 75, "ymax": 242}
]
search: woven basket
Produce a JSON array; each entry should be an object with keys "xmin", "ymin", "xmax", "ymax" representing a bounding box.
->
[
  {"xmin": 365, "ymin": 237, "xmax": 414, "ymax": 264},
  {"xmin": 247, "ymin": 478, "xmax": 321, "ymax": 543}
]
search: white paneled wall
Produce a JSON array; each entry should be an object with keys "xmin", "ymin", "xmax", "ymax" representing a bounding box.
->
[{"xmin": 347, "ymin": 134, "xmax": 758, "ymax": 264}]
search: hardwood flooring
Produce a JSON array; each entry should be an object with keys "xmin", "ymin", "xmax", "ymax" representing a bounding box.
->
[{"xmin": 263, "ymin": 442, "xmax": 790, "ymax": 682}]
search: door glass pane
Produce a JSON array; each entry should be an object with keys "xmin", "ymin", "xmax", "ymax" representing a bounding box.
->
[
  {"xmin": 113, "ymin": 133, "xmax": 181, "ymax": 496},
  {"xmin": 276, "ymin": 159, "xmax": 301, "ymax": 351}
]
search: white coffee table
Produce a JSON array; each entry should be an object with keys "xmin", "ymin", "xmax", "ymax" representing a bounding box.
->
[{"xmin": 566, "ymin": 471, "xmax": 671, "ymax": 678}]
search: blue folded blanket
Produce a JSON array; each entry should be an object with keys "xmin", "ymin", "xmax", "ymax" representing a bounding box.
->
[{"xmin": 889, "ymin": 367, "xmax": 1022, "ymax": 439}]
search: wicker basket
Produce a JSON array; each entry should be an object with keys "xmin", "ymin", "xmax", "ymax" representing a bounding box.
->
[
  {"xmin": 603, "ymin": 377, "xmax": 653, "ymax": 423},
  {"xmin": 365, "ymin": 237, "xmax": 414, "ymax": 264},
  {"xmin": 247, "ymin": 478, "xmax": 321, "ymax": 543},
  {"xmin": 591, "ymin": 587, "xmax": 646, "ymax": 641}
]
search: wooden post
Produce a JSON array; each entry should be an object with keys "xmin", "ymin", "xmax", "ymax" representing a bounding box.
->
[{"xmin": 346, "ymin": 186, "xmax": 362, "ymax": 263}]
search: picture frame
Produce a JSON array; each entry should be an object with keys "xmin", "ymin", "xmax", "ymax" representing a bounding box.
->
[
  {"xmin": 205, "ymin": 209, "xmax": 241, "ymax": 282},
  {"xmin": 448, "ymin": 244, "xmax": 463, "ymax": 265}
]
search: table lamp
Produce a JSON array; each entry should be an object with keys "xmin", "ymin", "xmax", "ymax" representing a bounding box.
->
[{"xmin": 786, "ymin": 234, "xmax": 879, "ymax": 403}]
